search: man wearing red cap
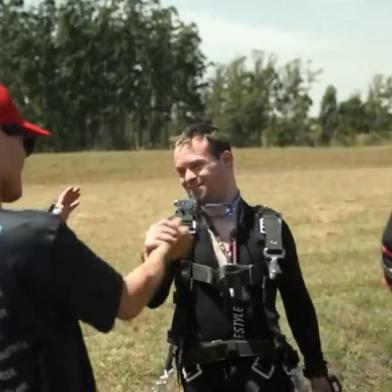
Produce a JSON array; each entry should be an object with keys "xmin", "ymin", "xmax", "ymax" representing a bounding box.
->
[{"xmin": 0, "ymin": 84, "xmax": 191, "ymax": 391}]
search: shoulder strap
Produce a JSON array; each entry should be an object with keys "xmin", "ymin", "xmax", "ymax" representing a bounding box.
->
[
  {"xmin": 254, "ymin": 206, "xmax": 285, "ymax": 280},
  {"xmin": 253, "ymin": 206, "xmax": 288, "ymax": 346},
  {"xmin": 168, "ymin": 263, "xmax": 200, "ymax": 347}
]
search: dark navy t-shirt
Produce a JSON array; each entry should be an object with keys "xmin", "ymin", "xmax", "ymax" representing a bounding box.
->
[
  {"xmin": 382, "ymin": 212, "xmax": 392, "ymax": 288},
  {"xmin": 0, "ymin": 209, "xmax": 123, "ymax": 391},
  {"xmin": 0, "ymin": 286, "xmax": 38, "ymax": 392}
]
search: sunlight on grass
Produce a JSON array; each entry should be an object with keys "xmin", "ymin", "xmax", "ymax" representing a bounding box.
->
[{"xmin": 10, "ymin": 145, "xmax": 392, "ymax": 392}]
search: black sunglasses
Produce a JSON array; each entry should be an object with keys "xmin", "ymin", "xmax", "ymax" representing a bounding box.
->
[{"xmin": 1, "ymin": 124, "xmax": 36, "ymax": 156}]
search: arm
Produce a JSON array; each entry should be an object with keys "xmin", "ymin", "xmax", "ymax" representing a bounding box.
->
[
  {"xmin": 18, "ymin": 218, "xmax": 190, "ymax": 332},
  {"xmin": 278, "ymin": 220, "xmax": 329, "ymax": 380},
  {"xmin": 119, "ymin": 218, "xmax": 191, "ymax": 318},
  {"xmin": 119, "ymin": 245, "xmax": 176, "ymax": 319},
  {"xmin": 143, "ymin": 219, "xmax": 189, "ymax": 308},
  {"xmin": 147, "ymin": 262, "xmax": 176, "ymax": 308}
]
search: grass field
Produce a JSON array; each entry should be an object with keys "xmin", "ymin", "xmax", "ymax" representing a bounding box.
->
[{"xmin": 10, "ymin": 145, "xmax": 392, "ymax": 391}]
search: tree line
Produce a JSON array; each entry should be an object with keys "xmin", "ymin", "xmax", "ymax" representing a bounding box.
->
[{"xmin": 1, "ymin": 0, "xmax": 391, "ymax": 150}]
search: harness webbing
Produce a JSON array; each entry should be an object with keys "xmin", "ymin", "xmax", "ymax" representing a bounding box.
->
[
  {"xmin": 181, "ymin": 339, "xmax": 277, "ymax": 366},
  {"xmin": 260, "ymin": 209, "xmax": 285, "ymax": 280},
  {"xmin": 263, "ymin": 212, "xmax": 284, "ymax": 253},
  {"xmin": 190, "ymin": 262, "xmax": 264, "ymax": 288},
  {"xmin": 170, "ymin": 204, "xmax": 289, "ymax": 370}
]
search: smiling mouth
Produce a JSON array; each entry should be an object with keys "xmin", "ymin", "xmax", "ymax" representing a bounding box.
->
[{"xmin": 190, "ymin": 184, "xmax": 203, "ymax": 191}]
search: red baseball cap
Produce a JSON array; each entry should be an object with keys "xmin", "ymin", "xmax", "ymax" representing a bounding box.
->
[{"xmin": 0, "ymin": 84, "xmax": 51, "ymax": 136}]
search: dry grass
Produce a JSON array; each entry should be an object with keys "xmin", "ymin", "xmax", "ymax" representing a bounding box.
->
[{"xmin": 9, "ymin": 145, "xmax": 392, "ymax": 391}]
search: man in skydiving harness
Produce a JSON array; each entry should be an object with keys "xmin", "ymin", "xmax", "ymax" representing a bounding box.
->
[{"xmin": 145, "ymin": 123, "xmax": 336, "ymax": 392}]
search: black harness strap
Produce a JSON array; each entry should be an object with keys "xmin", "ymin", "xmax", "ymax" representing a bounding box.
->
[
  {"xmin": 263, "ymin": 212, "xmax": 284, "ymax": 253},
  {"xmin": 255, "ymin": 207, "xmax": 301, "ymax": 374},
  {"xmin": 260, "ymin": 208, "xmax": 285, "ymax": 280},
  {"xmin": 180, "ymin": 207, "xmax": 285, "ymax": 290},
  {"xmin": 190, "ymin": 262, "xmax": 264, "ymax": 288},
  {"xmin": 170, "ymin": 204, "xmax": 294, "ymax": 376},
  {"xmin": 181, "ymin": 339, "xmax": 277, "ymax": 366}
]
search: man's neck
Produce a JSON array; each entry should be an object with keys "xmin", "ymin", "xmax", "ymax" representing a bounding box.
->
[
  {"xmin": 200, "ymin": 188, "xmax": 240, "ymax": 220},
  {"xmin": 225, "ymin": 188, "xmax": 240, "ymax": 204},
  {"xmin": 213, "ymin": 187, "xmax": 240, "ymax": 205}
]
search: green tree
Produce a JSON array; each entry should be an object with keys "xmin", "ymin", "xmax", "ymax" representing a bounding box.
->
[
  {"xmin": 267, "ymin": 59, "xmax": 319, "ymax": 146},
  {"xmin": 365, "ymin": 74, "xmax": 392, "ymax": 135},
  {"xmin": 206, "ymin": 51, "xmax": 279, "ymax": 147},
  {"xmin": 336, "ymin": 94, "xmax": 367, "ymax": 144},
  {"xmin": 0, "ymin": 0, "xmax": 206, "ymax": 150},
  {"xmin": 319, "ymin": 85, "xmax": 338, "ymax": 145}
]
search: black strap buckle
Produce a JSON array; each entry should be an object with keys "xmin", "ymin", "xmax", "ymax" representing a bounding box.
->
[
  {"xmin": 252, "ymin": 356, "xmax": 275, "ymax": 379},
  {"xmin": 182, "ymin": 363, "xmax": 202, "ymax": 383},
  {"xmin": 263, "ymin": 249, "xmax": 286, "ymax": 279},
  {"xmin": 218, "ymin": 264, "xmax": 254, "ymax": 288},
  {"xmin": 203, "ymin": 340, "xmax": 232, "ymax": 362},
  {"xmin": 183, "ymin": 339, "xmax": 277, "ymax": 366}
]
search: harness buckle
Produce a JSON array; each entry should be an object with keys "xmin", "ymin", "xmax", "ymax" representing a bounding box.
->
[
  {"xmin": 182, "ymin": 363, "xmax": 202, "ymax": 383},
  {"xmin": 218, "ymin": 264, "xmax": 254, "ymax": 288},
  {"xmin": 263, "ymin": 248, "xmax": 285, "ymax": 279},
  {"xmin": 251, "ymin": 356, "xmax": 275, "ymax": 379},
  {"xmin": 204, "ymin": 340, "xmax": 231, "ymax": 362}
]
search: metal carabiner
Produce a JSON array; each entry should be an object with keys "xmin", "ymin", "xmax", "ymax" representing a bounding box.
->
[
  {"xmin": 268, "ymin": 256, "xmax": 282, "ymax": 279},
  {"xmin": 263, "ymin": 248, "xmax": 285, "ymax": 279}
]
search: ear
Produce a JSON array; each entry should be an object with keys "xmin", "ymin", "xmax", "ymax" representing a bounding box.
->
[{"xmin": 220, "ymin": 150, "xmax": 233, "ymax": 167}]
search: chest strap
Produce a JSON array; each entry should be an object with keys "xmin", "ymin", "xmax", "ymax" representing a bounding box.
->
[
  {"xmin": 187, "ymin": 262, "xmax": 264, "ymax": 289},
  {"xmin": 181, "ymin": 339, "xmax": 277, "ymax": 366}
]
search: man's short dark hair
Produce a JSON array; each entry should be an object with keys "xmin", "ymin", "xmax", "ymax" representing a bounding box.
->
[{"xmin": 175, "ymin": 123, "xmax": 231, "ymax": 159}]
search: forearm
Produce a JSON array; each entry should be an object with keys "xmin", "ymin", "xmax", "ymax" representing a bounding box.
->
[
  {"xmin": 148, "ymin": 264, "xmax": 175, "ymax": 308},
  {"xmin": 285, "ymin": 298, "xmax": 327, "ymax": 377},
  {"xmin": 281, "ymin": 272, "xmax": 327, "ymax": 375},
  {"xmin": 117, "ymin": 246, "xmax": 169, "ymax": 320},
  {"xmin": 280, "ymin": 221, "xmax": 328, "ymax": 376}
]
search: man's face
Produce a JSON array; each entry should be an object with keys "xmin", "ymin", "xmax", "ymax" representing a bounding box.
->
[
  {"xmin": 174, "ymin": 136, "xmax": 232, "ymax": 203},
  {"xmin": 0, "ymin": 130, "xmax": 26, "ymax": 202}
]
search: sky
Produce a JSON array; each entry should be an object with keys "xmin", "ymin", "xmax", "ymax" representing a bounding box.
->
[
  {"xmin": 27, "ymin": 0, "xmax": 392, "ymax": 113},
  {"xmin": 160, "ymin": 0, "xmax": 392, "ymax": 112}
]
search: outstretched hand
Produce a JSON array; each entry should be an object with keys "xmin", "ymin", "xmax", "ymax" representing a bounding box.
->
[{"xmin": 54, "ymin": 186, "xmax": 81, "ymax": 222}]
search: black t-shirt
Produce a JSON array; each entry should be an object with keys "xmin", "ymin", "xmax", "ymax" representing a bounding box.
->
[
  {"xmin": 381, "ymin": 213, "xmax": 392, "ymax": 288},
  {"xmin": 0, "ymin": 209, "xmax": 123, "ymax": 391}
]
